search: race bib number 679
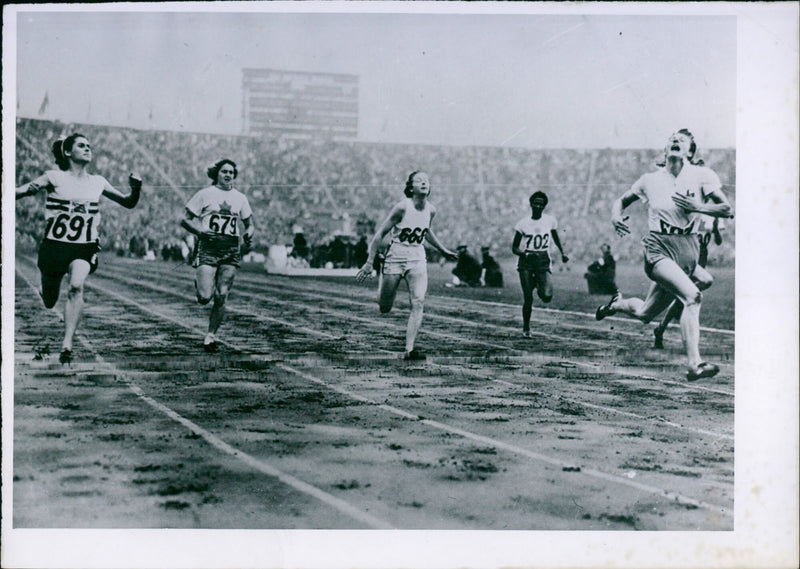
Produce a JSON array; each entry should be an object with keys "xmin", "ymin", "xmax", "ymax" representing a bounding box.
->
[{"xmin": 207, "ymin": 213, "xmax": 239, "ymax": 236}]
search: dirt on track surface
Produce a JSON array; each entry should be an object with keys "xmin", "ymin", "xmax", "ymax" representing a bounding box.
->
[{"xmin": 13, "ymin": 255, "xmax": 734, "ymax": 530}]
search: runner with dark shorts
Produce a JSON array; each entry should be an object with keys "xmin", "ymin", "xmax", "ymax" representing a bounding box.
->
[
  {"xmin": 16, "ymin": 133, "xmax": 142, "ymax": 364},
  {"xmin": 181, "ymin": 158, "xmax": 254, "ymax": 353},
  {"xmin": 512, "ymin": 191, "xmax": 569, "ymax": 337}
]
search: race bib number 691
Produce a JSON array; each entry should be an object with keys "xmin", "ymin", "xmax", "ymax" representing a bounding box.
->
[{"xmin": 45, "ymin": 213, "xmax": 96, "ymax": 243}]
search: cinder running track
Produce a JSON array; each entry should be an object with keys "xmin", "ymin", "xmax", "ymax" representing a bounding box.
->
[{"xmin": 12, "ymin": 255, "xmax": 734, "ymax": 530}]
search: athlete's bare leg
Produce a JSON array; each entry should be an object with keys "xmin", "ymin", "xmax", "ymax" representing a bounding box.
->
[
  {"xmin": 612, "ymin": 259, "xmax": 705, "ymax": 371},
  {"xmin": 62, "ymin": 259, "xmax": 91, "ymax": 352},
  {"xmin": 536, "ymin": 271, "xmax": 553, "ymax": 303},
  {"xmin": 378, "ymin": 273, "xmax": 403, "ymax": 314},
  {"xmin": 195, "ymin": 265, "xmax": 217, "ymax": 305},
  {"xmin": 654, "ymin": 265, "xmax": 713, "ymax": 347},
  {"xmin": 207, "ymin": 265, "xmax": 237, "ymax": 338},
  {"xmin": 518, "ymin": 269, "xmax": 536, "ymax": 334},
  {"xmin": 404, "ymin": 267, "xmax": 428, "ymax": 354}
]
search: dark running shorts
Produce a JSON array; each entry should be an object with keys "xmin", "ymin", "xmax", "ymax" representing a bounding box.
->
[
  {"xmin": 38, "ymin": 239, "xmax": 100, "ymax": 277},
  {"xmin": 195, "ymin": 235, "xmax": 241, "ymax": 268},
  {"xmin": 642, "ymin": 232, "xmax": 700, "ymax": 279},
  {"xmin": 517, "ymin": 251, "xmax": 551, "ymax": 276}
]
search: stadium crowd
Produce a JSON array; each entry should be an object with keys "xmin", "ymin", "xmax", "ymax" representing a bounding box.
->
[{"xmin": 14, "ymin": 117, "xmax": 736, "ymax": 266}]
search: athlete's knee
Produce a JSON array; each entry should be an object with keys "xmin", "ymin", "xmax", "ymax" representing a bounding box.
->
[
  {"xmin": 66, "ymin": 282, "xmax": 84, "ymax": 300},
  {"xmin": 197, "ymin": 294, "xmax": 212, "ymax": 305},
  {"xmin": 410, "ymin": 296, "xmax": 425, "ymax": 312},
  {"xmin": 685, "ymin": 289, "xmax": 703, "ymax": 307},
  {"xmin": 696, "ymin": 274, "xmax": 713, "ymax": 291},
  {"xmin": 379, "ymin": 303, "xmax": 392, "ymax": 314},
  {"xmin": 538, "ymin": 291, "xmax": 552, "ymax": 303}
]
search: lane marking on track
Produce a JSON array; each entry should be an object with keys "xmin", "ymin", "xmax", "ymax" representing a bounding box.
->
[
  {"xmin": 256, "ymin": 269, "xmax": 736, "ymax": 335},
  {"xmin": 98, "ymin": 263, "xmax": 735, "ymax": 396},
  {"xmin": 14, "ymin": 267, "xmax": 395, "ymax": 530},
  {"xmin": 25, "ymin": 265, "xmax": 733, "ymax": 515},
  {"xmin": 92, "ymin": 265, "xmax": 736, "ymax": 436}
]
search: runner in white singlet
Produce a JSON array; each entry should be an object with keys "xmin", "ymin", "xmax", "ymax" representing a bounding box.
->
[
  {"xmin": 16, "ymin": 133, "xmax": 143, "ymax": 364},
  {"xmin": 181, "ymin": 159, "xmax": 254, "ymax": 353},
  {"xmin": 595, "ymin": 129, "xmax": 733, "ymax": 381},
  {"xmin": 511, "ymin": 191, "xmax": 569, "ymax": 337},
  {"xmin": 355, "ymin": 171, "xmax": 458, "ymax": 361}
]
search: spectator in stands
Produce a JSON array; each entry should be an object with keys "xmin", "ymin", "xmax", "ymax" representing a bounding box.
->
[
  {"xmin": 451, "ymin": 245, "xmax": 482, "ymax": 287},
  {"xmin": 595, "ymin": 129, "xmax": 733, "ymax": 381},
  {"xmin": 584, "ymin": 243, "xmax": 617, "ymax": 295},
  {"xmin": 15, "ymin": 132, "xmax": 142, "ymax": 365},
  {"xmin": 480, "ymin": 246, "xmax": 504, "ymax": 288},
  {"xmin": 356, "ymin": 171, "xmax": 458, "ymax": 361},
  {"xmin": 354, "ymin": 235, "xmax": 369, "ymax": 268},
  {"xmin": 180, "ymin": 158, "xmax": 254, "ymax": 353},
  {"xmin": 291, "ymin": 224, "xmax": 310, "ymax": 260},
  {"xmin": 512, "ymin": 191, "xmax": 569, "ymax": 337}
]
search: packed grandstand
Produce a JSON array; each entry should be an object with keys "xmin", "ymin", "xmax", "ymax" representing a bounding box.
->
[{"xmin": 14, "ymin": 117, "xmax": 735, "ymax": 267}]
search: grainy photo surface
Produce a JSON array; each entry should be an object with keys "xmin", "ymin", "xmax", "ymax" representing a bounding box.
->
[{"xmin": 2, "ymin": 2, "xmax": 797, "ymax": 569}]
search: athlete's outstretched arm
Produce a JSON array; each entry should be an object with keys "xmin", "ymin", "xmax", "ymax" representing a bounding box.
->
[
  {"xmin": 611, "ymin": 189, "xmax": 640, "ymax": 237},
  {"xmin": 424, "ymin": 227, "xmax": 457, "ymax": 262},
  {"xmin": 15, "ymin": 174, "xmax": 49, "ymax": 200},
  {"xmin": 102, "ymin": 174, "xmax": 142, "ymax": 209},
  {"xmin": 550, "ymin": 229, "xmax": 569, "ymax": 263},
  {"xmin": 241, "ymin": 216, "xmax": 255, "ymax": 253},
  {"xmin": 356, "ymin": 205, "xmax": 404, "ymax": 282}
]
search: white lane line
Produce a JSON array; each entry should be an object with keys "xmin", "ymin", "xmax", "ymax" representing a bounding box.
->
[
  {"xmin": 282, "ymin": 367, "xmax": 732, "ymax": 517},
  {"xmin": 14, "ymin": 267, "xmax": 394, "ymax": 530},
  {"xmin": 56, "ymin": 267, "xmax": 732, "ymax": 516},
  {"xmin": 93, "ymin": 266, "xmax": 736, "ymax": 434},
  {"xmin": 100, "ymin": 264, "xmax": 735, "ymax": 396},
  {"xmin": 253, "ymin": 271, "xmax": 735, "ymax": 336}
]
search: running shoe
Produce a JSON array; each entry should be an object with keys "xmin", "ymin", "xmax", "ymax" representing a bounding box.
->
[
  {"xmin": 59, "ymin": 348, "xmax": 73, "ymax": 365},
  {"xmin": 403, "ymin": 349, "xmax": 426, "ymax": 361},
  {"xmin": 522, "ymin": 329, "xmax": 532, "ymax": 338},
  {"xmin": 653, "ymin": 328, "xmax": 665, "ymax": 349},
  {"xmin": 595, "ymin": 292, "xmax": 621, "ymax": 321},
  {"xmin": 203, "ymin": 341, "xmax": 219, "ymax": 353},
  {"xmin": 687, "ymin": 362, "xmax": 719, "ymax": 382}
]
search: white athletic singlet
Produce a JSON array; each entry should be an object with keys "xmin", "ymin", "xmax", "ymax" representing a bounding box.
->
[
  {"xmin": 514, "ymin": 213, "xmax": 558, "ymax": 254},
  {"xmin": 42, "ymin": 170, "xmax": 106, "ymax": 244},
  {"xmin": 631, "ymin": 164, "xmax": 722, "ymax": 235},
  {"xmin": 387, "ymin": 198, "xmax": 434, "ymax": 262},
  {"xmin": 185, "ymin": 185, "xmax": 253, "ymax": 240}
]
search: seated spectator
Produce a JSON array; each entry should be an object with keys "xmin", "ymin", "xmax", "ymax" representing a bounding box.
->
[
  {"xmin": 480, "ymin": 246, "xmax": 504, "ymax": 288},
  {"xmin": 451, "ymin": 245, "xmax": 482, "ymax": 287},
  {"xmin": 354, "ymin": 235, "xmax": 369, "ymax": 268},
  {"xmin": 584, "ymin": 243, "xmax": 617, "ymax": 294}
]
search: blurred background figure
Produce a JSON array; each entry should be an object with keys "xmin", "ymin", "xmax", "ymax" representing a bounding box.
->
[
  {"xmin": 480, "ymin": 245, "xmax": 504, "ymax": 288},
  {"xmin": 451, "ymin": 244, "xmax": 482, "ymax": 287},
  {"xmin": 291, "ymin": 224, "xmax": 310, "ymax": 262},
  {"xmin": 584, "ymin": 243, "xmax": 617, "ymax": 295}
]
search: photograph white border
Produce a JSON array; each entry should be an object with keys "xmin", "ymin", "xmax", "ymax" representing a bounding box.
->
[{"xmin": 2, "ymin": 2, "xmax": 797, "ymax": 568}]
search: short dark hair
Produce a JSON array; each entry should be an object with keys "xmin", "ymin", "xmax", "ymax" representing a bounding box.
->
[
  {"xmin": 207, "ymin": 159, "xmax": 238, "ymax": 183},
  {"xmin": 529, "ymin": 191, "xmax": 548, "ymax": 207},
  {"xmin": 404, "ymin": 171, "xmax": 427, "ymax": 197},
  {"xmin": 52, "ymin": 133, "xmax": 88, "ymax": 171}
]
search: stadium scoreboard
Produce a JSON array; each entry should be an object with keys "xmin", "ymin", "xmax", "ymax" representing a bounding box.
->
[{"xmin": 242, "ymin": 68, "xmax": 359, "ymax": 140}]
